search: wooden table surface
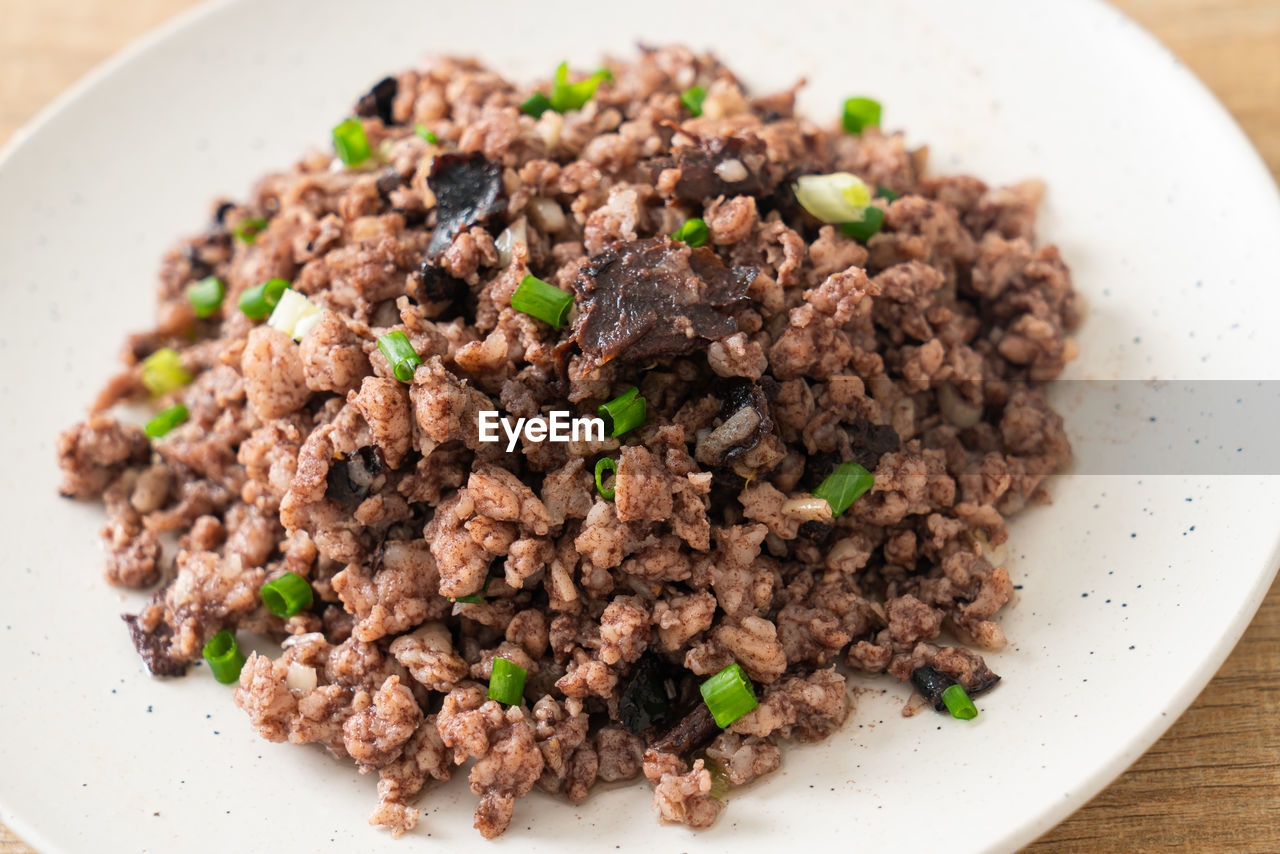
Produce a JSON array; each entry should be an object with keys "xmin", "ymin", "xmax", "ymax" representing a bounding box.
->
[{"xmin": 2, "ymin": 0, "xmax": 1277, "ymax": 851}]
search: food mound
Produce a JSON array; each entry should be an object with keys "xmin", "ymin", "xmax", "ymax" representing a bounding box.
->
[{"xmin": 55, "ymin": 46, "xmax": 1078, "ymax": 839}]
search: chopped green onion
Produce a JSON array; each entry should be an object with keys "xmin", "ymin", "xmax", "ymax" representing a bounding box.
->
[
  {"xmin": 203, "ymin": 630, "xmax": 246, "ymax": 684},
  {"xmin": 598, "ymin": 387, "xmax": 646, "ymax": 437},
  {"xmin": 671, "ymin": 217, "xmax": 709, "ymax": 248},
  {"xmin": 293, "ymin": 310, "xmax": 324, "ymax": 341},
  {"xmin": 594, "ymin": 457, "xmax": 618, "ymax": 500},
  {"xmin": 140, "ymin": 347, "xmax": 192, "ymax": 396},
  {"xmin": 511, "ymin": 274, "xmax": 574, "ymax": 329},
  {"xmin": 813, "ymin": 461, "xmax": 875, "ymax": 517},
  {"xmin": 238, "ymin": 278, "xmax": 289, "ymax": 320},
  {"xmin": 332, "ymin": 117, "xmax": 372, "ymax": 167},
  {"xmin": 520, "ymin": 92, "xmax": 552, "ymax": 118},
  {"xmin": 842, "ymin": 96, "xmax": 882, "ymax": 134},
  {"xmin": 267, "ymin": 288, "xmax": 321, "ymax": 340},
  {"xmin": 450, "ymin": 576, "xmax": 491, "ymax": 605},
  {"xmin": 232, "ymin": 216, "xmax": 267, "ymax": 244},
  {"xmin": 549, "ymin": 62, "xmax": 609, "ymax": 113},
  {"xmin": 703, "ymin": 756, "xmax": 730, "ymax": 801},
  {"xmin": 145, "ymin": 403, "xmax": 189, "ymax": 439},
  {"xmin": 488, "ymin": 656, "xmax": 527, "ymax": 705},
  {"xmin": 700, "ymin": 662, "xmax": 758, "ymax": 727},
  {"xmin": 413, "ymin": 123, "xmax": 440, "ymax": 144},
  {"xmin": 260, "ymin": 572, "xmax": 314, "ymax": 619},
  {"xmin": 794, "ymin": 172, "xmax": 873, "ymax": 223},
  {"xmin": 876, "ymin": 185, "xmax": 898, "ymax": 202},
  {"xmin": 594, "ymin": 66, "xmax": 614, "ymax": 83},
  {"xmin": 941, "ymin": 683, "xmax": 978, "ymax": 720},
  {"xmin": 680, "ymin": 85, "xmax": 708, "ymax": 117},
  {"xmin": 187, "ymin": 276, "xmax": 225, "ymax": 318},
  {"xmin": 376, "ymin": 330, "xmax": 422, "ymax": 383},
  {"xmin": 839, "ymin": 206, "xmax": 885, "ymax": 242}
]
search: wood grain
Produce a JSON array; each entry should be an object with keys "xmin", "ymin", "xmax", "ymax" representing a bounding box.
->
[{"xmin": 1, "ymin": 1, "xmax": 1277, "ymax": 851}]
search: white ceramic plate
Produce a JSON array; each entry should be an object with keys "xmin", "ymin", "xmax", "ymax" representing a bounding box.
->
[{"xmin": 2, "ymin": 1, "xmax": 1278, "ymax": 851}]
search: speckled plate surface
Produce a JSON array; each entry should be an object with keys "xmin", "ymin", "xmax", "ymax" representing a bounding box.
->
[{"xmin": 2, "ymin": 1, "xmax": 1279, "ymax": 852}]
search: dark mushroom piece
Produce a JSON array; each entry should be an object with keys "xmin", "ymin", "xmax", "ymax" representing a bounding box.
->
[
  {"xmin": 121, "ymin": 614, "xmax": 188, "ymax": 677},
  {"xmin": 695, "ymin": 379, "xmax": 774, "ymax": 468},
  {"xmin": 425, "ymin": 152, "xmax": 505, "ymax": 260},
  {"xmin": 650, "ymin": 702, "xmax": 720, "ymax": 756},
  {"xmin": 646, "ymin": 134, "xmax": 776, "ymax": 203},
  {"xmin": 911, "ymin": 663, "xmax": 1001, "ymax": 712},
  {"xmin": 355, "ymin": 76, "xmax": 399, "ymax": 126},
  {"xmin": 567, "ymin": 237, "xmax": 756, "ymax": 367},
  {"xmin": 617, "ymin": 652, "xmax": 684, "ymax": 733},
  {"xmin": 326, "ymin": 446, "xmax": 386, "ymax": 505},
  {"xmin": 413, "ymin": 262, "xmax": 467, "ymax": 318}
]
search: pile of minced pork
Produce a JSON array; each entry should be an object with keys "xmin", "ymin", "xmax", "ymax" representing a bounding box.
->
[{"xmin": 57, "ymin": 45, "xmax": 1077, "ymax": 839}]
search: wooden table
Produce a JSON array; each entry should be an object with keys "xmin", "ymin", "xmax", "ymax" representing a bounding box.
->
[{"xmin": 2, "ymin": 1, "xmax": 1277, "ymax": 851}]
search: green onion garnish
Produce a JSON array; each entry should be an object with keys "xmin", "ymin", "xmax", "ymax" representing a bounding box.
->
[
  {"xmin": 812, "ymin": 461, "xmax": 875, "ymax": 518},
  {"xmin": 267, "ymin": 288, "xmax": 320, "ymax": 340},
  {"xmin": 520, "ymin": 92, "xmax": 552, "ymax": 118},
  {"xmin": 941, "ymin": 683, "xmax": 978, "ymax": 720},
  {"xmin": 671, "ymin": 217, "xmax": 709, "ymax": 248},
  {"xmin": 187, "ymin": 275, "xmax": 225, "ymax": 318},
  {"xmin": 839, "ymin": 206, "xmax": 885, "ymax": 242},
  {"xmin": 842, "ymin": 96, "xmax": 882, "ymax": 134},
  {"xmin": 510, "ymin": 274, "xmax": 574, "ymax": 329},
  {"xmin": 232, "ymin": 216, "xmax": 267, "ymax": 244},
  {"xmin": 145, "ymin": 403, "xmax": 189, "ymax": 439},
  {"xmin": 376, "ymin": 330, "xmax": 422, "ymax": 383},
  {"xmin": 487, "ymin": 656, "xmax": 527, "ymax": 706},
  {"xmin": 238, "ymin": 278, "xmax": 289, "ymax": 320},
  {"xmin": 594, "ymin": 457, "xmax": 618, "ymax": 500},
  {"xmin": 203, "ymin": 630, "xmax": 246, "ymax": 684},
  {"xmin": 260, "ymin": 572, "xmax": 314, "ymax": 619},
  {"xmin": 548, "ymin": 62, "xmax": 609, "ymax": 114},
  {"xmin": 413, "ymin": 123, "xmax": 440, "ymax": 144},
  {"xmin": 794, "ymin": 172, "xmax": 873, "ymax": 223},
  {"xmin": 140, "ymin": 347, "xmax": 192, "ymax": 396},
  {"xmin": 876, "ymin": 185, "xmax": 898, "ymax": 202},
  {"xmin": 699, "ymin": 662, "xmax": 758, "ymax": 727},
  {"xmin": 332, "ymin": 117, "xmax": 372, "ymax": 167},
  {"xmin": 680, "ymin": 85, "xmax": 708, "ymax": 117},
  {"xmin": 450, "ymin": 576, "xmax": 491, "ymax": 605},
  {"xmin": 598, "ymin": 386, "xmax": 646, "ymax": 437}
]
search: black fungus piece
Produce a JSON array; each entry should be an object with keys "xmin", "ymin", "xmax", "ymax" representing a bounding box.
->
[
  {"xmin": 326, "ymin": 446, "xmax": 385, "ymax": 505},
  {"xmin": 647, "ymin": 135, "xmax": 776, "ymax": 203},
  {"xmin": 355, "ymin": 76, "xmax": 399, "ymax": 126},
  {"xmin": 910, "ymin": 665, "xmax": 956, "ymax": 712},
  {"xmin": 425, "ymin": 152, "xmax": 505, "ymax": 260},
  {"xmin": 800, "ymin": 450, "xmax": 842, "ymax": 493},
  {"xmin": 650, "ymin": 703, "xmax": 720, "ymax": 756},
  {"xmin": 617, "ymin": 653, "xmax": 683, "ymax": 733},
  {"xmin": 414, "ymin": 262, "xmax": 465, "ymax": 307},
  {"xmin": 847, "ymin": 417, "xmax": 900, "ymax": 471},
  {"xmin": 122, "ymin": 614, "xmax": 188, "ymax": 677},
  {"xmin": 797, "ymin": 520, "xmax": 833, "ymax": 544},
  {"xmin": 967, "ymin": 668, "xmax": 1002, "ymax": 696},
  {"xmin": 374, "ymin": 168, "xmax": 403, "ymax": 197},
  {"xmin": 212, "ymin": 201, "xmax": 235, "ymax": 226},
  {"xmin": 695, "ymin": 379, "xmax": 774, "ymax": 468},
  {"xmin": 568, "ymin": 237, "xmax": 756, "ymax": 367}
]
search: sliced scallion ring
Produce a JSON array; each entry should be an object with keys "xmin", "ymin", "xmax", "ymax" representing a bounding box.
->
[
  {"xmin": 487, "ymin": 657, "xmax": 527, "ymax": 705},
  {"xmin": 594, "ymin": 457, "xmax": 618, "ymax": 500},
  {"xmin": 700, "ymin": 662, "xmax": 758, "ymax": 727},
  {"xmin": 794, "ymin": 172, "xmax": 873, "ymax": 223},
  {"xmin": 140, "ymin": 347, "xmax": 192, "ymax": 396}
]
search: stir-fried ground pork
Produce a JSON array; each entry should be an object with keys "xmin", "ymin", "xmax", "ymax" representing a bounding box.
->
[{"xmin": 56, "ymin": 46, "xmax": 1078, "ymax": 839}]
